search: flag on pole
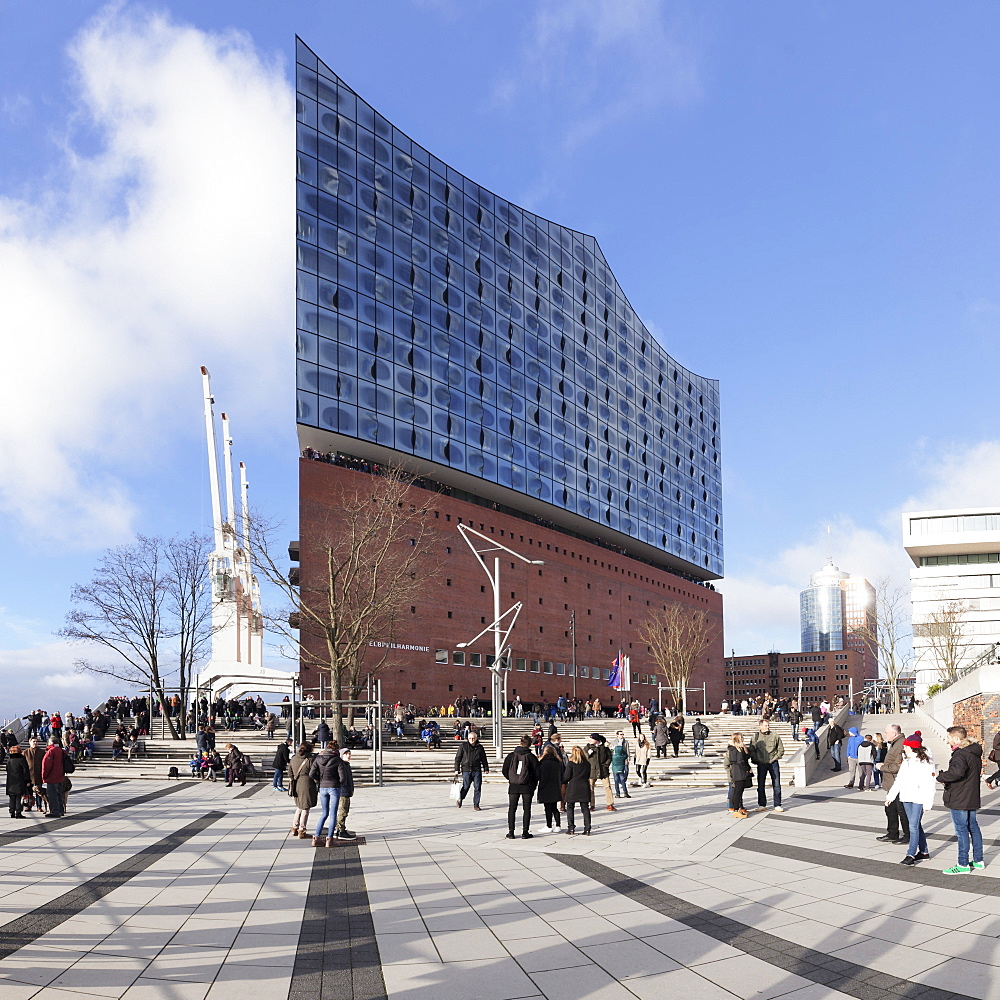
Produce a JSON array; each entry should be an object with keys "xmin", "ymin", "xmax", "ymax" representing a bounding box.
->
[
  {"xmin": 623, "ymin": 655, "xmax": 631, "ymax": 693},
  {"xmin": 607, "ymin": 652, "xmax": 622, "ymax": 689}
]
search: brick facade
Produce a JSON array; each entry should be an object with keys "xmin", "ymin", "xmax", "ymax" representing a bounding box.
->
[
  {"xmin": 725, "ymin": 649, "xmax": 866, "ymax": 708},
  {"xmin": 953, "ymin": 692, "xmax": 1000, "ymax": 760},
  {"xmin": 298, "ymin": 458, "xmax": 725, "ymax": 712}
]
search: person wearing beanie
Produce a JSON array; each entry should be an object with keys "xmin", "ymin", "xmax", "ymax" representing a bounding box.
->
[
  {"xmin": 885, "ymin": 735, "xmax": 936, "ymax": 866},
  {"xmin": 876, "ymin": 724, "xmax": 910, "ymax": 844},
  {"xmin": 936, "ymin": 725, "xmax": 985, "ymax": 875},
  {"xmin": 586, "ymin": 733, "xmax": 615, "ymax": 812}
]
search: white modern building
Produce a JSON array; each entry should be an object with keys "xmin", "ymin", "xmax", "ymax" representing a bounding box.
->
[{"xmin": 904, "ymin": 507, "xmax": 1000, "ymax": 700}]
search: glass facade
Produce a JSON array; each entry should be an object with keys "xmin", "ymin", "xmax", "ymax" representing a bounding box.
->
[
  {"xmin": 800, "ymin": 561, "xmax": 848, "ymax": 652},
  {"xmin": 294, "ymin": 38, "xmax": 722, "ymax": 578}
]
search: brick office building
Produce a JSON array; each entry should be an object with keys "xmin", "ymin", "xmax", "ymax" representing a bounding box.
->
[
  {"xmin": 724, "ymin": 649, "xmax": 865, "ymax": 707},
  {"xmin": 298, "ymin": 460, "xmax": 723, "ymax": 710},
  {"xmin": 292, "ymin": 39, "xmax": 725, "ymax": 711}
]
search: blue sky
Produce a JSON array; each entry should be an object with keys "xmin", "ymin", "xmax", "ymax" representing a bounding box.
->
[{"xmin": 2, "ymin": 1, "xmax": 999, "ymax": 717}]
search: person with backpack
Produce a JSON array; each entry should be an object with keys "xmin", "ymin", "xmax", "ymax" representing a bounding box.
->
[
  {"xmin": 691, "ymin": 718, "xmax": 709, "ymax": 757},
  {"xmin": 502, "ymin": 735, "xmax": 540, "ymax": 839}
]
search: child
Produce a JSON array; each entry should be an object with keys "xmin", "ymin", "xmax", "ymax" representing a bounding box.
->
[{"xmin": 334, "ymin": 748, "xmax": 357, "ymax": 841}]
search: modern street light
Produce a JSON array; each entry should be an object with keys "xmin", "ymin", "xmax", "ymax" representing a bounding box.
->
[
  {"xmin": 569, "ymin": 610, "xmax": 577, "ymax": 699},
  {"xmin": 457, "ymin": 524, "xmax": 544, "ymax": 763}
]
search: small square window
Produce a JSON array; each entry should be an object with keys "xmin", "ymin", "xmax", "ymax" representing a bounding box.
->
[
  {"xmin": 453, "ymin": 651, "xmax": 465, "ymax": 665},
  {"xmin": 530, "ymin": 660, "xmax": 540, "ymax": 673},
  {"xmin": 435, "ymin": 649, "xmax": 448, "ymax": 664},
  {"xmin": 556, "ymin": 662, "xmax": 565, "ymax": 675},
  {"xmin": 516, "ymin": 657, "xmax": 526, "ymax": 671},
  {"xmin": 580, "ymin": 666, "xmax": 589, "ymax": 679},
  {"xmin": 543, "ymin": 661, "xmax": 553, "ymax": 674},
  {"xmin": 470, "ymin": 652, "xmax": 481, "ymax": 667}
]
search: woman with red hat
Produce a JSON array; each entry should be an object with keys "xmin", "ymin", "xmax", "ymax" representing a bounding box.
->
[{"xmin": 885, "ymin": 734, "xmax": 936, "ymax": 866}]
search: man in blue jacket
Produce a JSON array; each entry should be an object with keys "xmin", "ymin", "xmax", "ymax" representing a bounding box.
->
[{"xmin": 843, "ymin": 727, "xmax": 864, "ymax": 788}]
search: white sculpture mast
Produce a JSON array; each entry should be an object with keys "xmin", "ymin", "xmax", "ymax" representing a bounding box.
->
[{"xmin": 199, "ymin": 367, "xmax": 263, "ymax": 682}]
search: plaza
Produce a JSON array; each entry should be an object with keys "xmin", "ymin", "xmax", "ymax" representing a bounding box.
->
[{"xmin": 0, "ymin": 721, "xmax": 995, "ymax": 1000}]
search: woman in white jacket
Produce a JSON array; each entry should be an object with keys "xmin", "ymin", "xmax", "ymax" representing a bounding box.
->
[{"xmin": 886, "ymin": 735, "xmax": 936, "ymax": 866}]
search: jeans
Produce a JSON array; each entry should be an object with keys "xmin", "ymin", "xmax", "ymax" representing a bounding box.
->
[
  {"xmin": 46, "ymin": 783, "xmax": 64, "ymax": 818},
  {"xmin": 902, "ymin": 802, "xmax": 928, "ymax": 856},
  {"xmin": 830, "ymin": 743, "xmax": 842, "ymax": 770},
  {"xmin": 460, "ymin": 770, "xmax": 483, "ymax": 807},
  {"xmin": 756, "ymin": 762, "xmax": 781, "ymax": 808},
  {"xmin": 314, "ymin": 787, "xmax": 342, "ymax": 837},
  {"xmin": 272, "ymin": 768, "xmax": 285, "ymax": 789},
  {"xmin": 613, "ymin": 772, "xmax": 628, "ymax": 797},
  {"xmin": 950, "ymin": 809, "xmax": 983, "ymax": 867},
  {"xmin": 693, "ymin": 738, "xmax": 705, "ymax": 756}
]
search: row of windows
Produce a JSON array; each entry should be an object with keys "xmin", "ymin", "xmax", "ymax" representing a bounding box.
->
[
  {"xmin": 910, "ymin": 514, "xmax": 1000, "ymax": 535},
  {"xmin": 432, "ymin": 649, "xmax": 658, "ymax": 684},
  {"xmin": 920, "ymin": 554, "xmax": 1000, "ymax": 567}
]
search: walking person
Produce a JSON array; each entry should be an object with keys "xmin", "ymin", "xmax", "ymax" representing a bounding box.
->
[
  {"xmin": 502, "ymin": 735, "xmax": 540, "ymax": 839},
  {"xmin": 725, "ymin": 733, "xmax": 752, "ymax": 818},
  {"xmin": 653, "ymin": 716, "xmax": 669, "ymax": 758},
  {"xmin": 936, "ymin": 725, "xmax": 985, "ymax": 874},
  {"xmin": 691, "ymin": 718, "xmax": 709, "ymax": 757},
  {"xmin": 855, "ymin": 734, "xmax": 876, "ymax": 791},
  {"xmin": 287, "ymin": 741, "xmax": 317, "ymax": 839},
  {"xmin": 748, "ymin": 719, "xmax": 785, "ymax": 813},
  {"xmin": 5, "ymin": 746, "xmax": 30, "ymax": 818},
  {"xmin": 667, "ymin": 715, "xmax": 684, "ymax": 757},
  {"xmin": 634, "ymin": 734, "xmax": 652, "ymax": 787},
  {"xmin": 563, "ymin": 746, "xmax": 592, "ymax": 835},
  {"xmin": 454, "ymin": 729, "xmax": 489, "ymax": 810},
  {"xmin": 789, "ymin": 703, "xmax": 803, "ymax": 741},
  {"xmin": 223, "ymin": 744, "xmax": 247, "ymax": 787},
  {"xmin": 537, "ymin": 745, "xmax": 564, "ymax": 833},
  {"xmin": 876, "ymin": 725, "xmax": 909, "ymax": 844},
  {"xmin": 309, "ymin": 741, "xmax": 343, "ymax": 847},
  {"xmin": 843, "ymin": 727, "xmax": 864, "ymax": 787},
  {"xmin": 886, "ymin": 735, "xmax": 935, "ymax": 865},
  {"xmin": 628, "ymin": 704, "xmax": 642, "ymax": 738},
  {"xmin": 586, "ymin": 734, "xmax": 616, "ymax": 812},
  {"xmin": 272, "ymin": 738, "xmax": 292, "ymax": 791}
]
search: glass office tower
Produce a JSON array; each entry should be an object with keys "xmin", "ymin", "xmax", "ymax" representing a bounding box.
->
[{"xmin": 294, "ymin": 37, "xmax": 722, "ymax": 582}]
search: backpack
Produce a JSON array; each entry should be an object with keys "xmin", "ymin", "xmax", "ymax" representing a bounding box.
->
[
  {"xmin": 62, "ymin": 750, "xmax": 76, "ymax": 774},
  {"xmin": 508, "ymin": 752, "xmax": 530, "ymax": 785}
]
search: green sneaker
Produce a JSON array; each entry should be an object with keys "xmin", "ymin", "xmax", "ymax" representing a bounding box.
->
[
  {"xmin": 942, "ymin": 865, "xmax": 972, "ymax": 875},
  {"xmin": 972, "ymin": 861, "xmax": 985, "ymax": 870}
]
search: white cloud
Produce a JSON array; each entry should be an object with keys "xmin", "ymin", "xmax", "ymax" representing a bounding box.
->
[
  {"xmin": 0, "ymin": 5, "xmax": 293, "ymax": 547},
  {"xmin": 492, "ymin": 0, "xmax": 701, "ymax": 154},
  {"xmin": 0, "ymin": 641, "xmax": 107, "ymax": 721},
  {"xmin": 720, "ymin": 440, "xmax": 1000, "ymax": 656}
]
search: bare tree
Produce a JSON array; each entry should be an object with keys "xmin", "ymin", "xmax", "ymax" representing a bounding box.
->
[
  {"xmin": 249, "ymin": 467, "xmax": 442, "ymax": 743},
  {"xmin": 914, "ymin": 599, "xmax": 973, "ymax": 687},
  {"xmin": 638, "ymin": 603, "xmax": 720, "ymax": 715},
  {"xmin": 59, "ymin": 533, "xmax": 213, "ymax": 739},
  {"xmin": 163, "ymin": 533, "xmax": 214, "ymax": 728},
  {"xmin": 849, "ymin": 577, "xmax": 911, "ymax": 713}
]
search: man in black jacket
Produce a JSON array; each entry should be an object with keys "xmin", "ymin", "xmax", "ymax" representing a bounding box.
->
[
  {"xmin": 936, "ymin": 726, "xmax": 984, "ymax": 875},
  {"xmin": 272, "ymin": 738, "xmax": 292, "ymax": 792},
  {"xmin": 502, "ymin": 736, "xmax": 540, "ymax": 839},
  {"xmin": 586, "ymin": 733, "xmax": 616, "ymax": 812},
  {"xmin": 454, "ymin": 731, "xmax": 489, "ymax": 810}
]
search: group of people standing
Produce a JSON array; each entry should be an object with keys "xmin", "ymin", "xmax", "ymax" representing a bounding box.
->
[
  {"xmin": 4, "ymin": 737, "xmax": 77, "ymax": 818},
  {"xmin": 278, "ymin": 738, "xmax": 357, "ymax": 846}
]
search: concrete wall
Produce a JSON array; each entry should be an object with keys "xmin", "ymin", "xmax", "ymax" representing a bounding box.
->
[
  {"xmin": 788, "ymin": 704, "xmax": 852, "ymax": 786},
  {"xmin": 921, "ymin": 663, "xmax": 1000, "ymax": 756}
]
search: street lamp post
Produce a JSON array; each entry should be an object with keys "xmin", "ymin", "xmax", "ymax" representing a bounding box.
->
[
  {"xmin": 569, "ymin": 610, "xmax": 577, "ymax": 699},
  {"xmin": 457, "ymin": 524, "xmax": 544, "ymax": 763}
]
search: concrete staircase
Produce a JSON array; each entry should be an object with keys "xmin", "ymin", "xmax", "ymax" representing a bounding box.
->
[{"xmin": 72, "ymin": 714, "xmax": 803, "ymax": 787}]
